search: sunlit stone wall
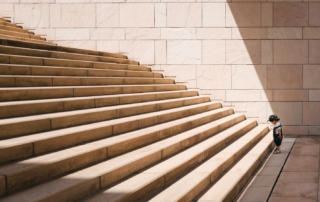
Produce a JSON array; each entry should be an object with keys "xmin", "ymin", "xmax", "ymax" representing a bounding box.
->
[{"xmin": 1, "ymin": 0, "xmax": 320, "ymax": 135}]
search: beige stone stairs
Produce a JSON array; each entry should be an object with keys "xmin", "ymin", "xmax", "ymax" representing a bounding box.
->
[{"xmin": 0, "ymin": 17, "xmax": 274, "ymax": 202}]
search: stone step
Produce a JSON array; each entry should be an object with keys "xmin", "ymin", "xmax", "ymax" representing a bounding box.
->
[
  {"xmin": 0, "ymin": 84, "xmax": 186, "ymax": 102},
  {"xmin": 0, "ymin": 34, "xmax": 55, "ymax": 45},
  {"xmin": 147, "ymin": 125, "xmax": 269, "ymax": 202},
  {"xmin": 197, "ymin": 131, "xmax": 273, "ymax": 202},
  {"xmin": 0, "ymin": 95, "xmax": 208, "ymax": 139},
  {"xmin": 0, "ymin": 25, "xmax": 32, "ymax": 34},
  {"xmin": 0, "ymin": 90, "xmax": 196, "ymax": 119},
  {"xmin": 0, "ymin": 39, "xmax": 127, "ymax": 59},
  {"xmin": 0, "ymin": 101, "xmax": 221, "ymax": 164},
  {"xmin": 83, "ymin": 119, "xmax": 255, "ymax": 202},
  {"xmin": 0, "ymin": 21, "xmax": 22, "ymax": 28},
  {"xmin": 0, "ymin": 64, "xmax": 162, "ymax": 78},
  {"xmin": 0, "ymin": 54, "xmax": 149, "ymax": 72},
  {"xmin": 0, "ymin": 75, "xmax": 174, "ymax": 87},
  {"xmin": 0, "ymin": 109, "xmax": 238, "ymax": 199},
  {"xmin": 0, "ymin": 29, "xmax": 45, "ymax": 40},
  {"xmin": 0, "ymin": 45, "xmax": 139, "ymax": 65},
  {"xmin": 0, "ymin": 18, "xmax": 11, "ymax": 23}
]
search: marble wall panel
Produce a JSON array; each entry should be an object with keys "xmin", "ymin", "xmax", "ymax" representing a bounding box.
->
[
  {"xmin": 233, "ymin": 102, "xmax": 267, "ymax": 123},
  {"xmin": 91, "ymin": 28, "xmax": 125, "ymax": 40},
  {"xmin": 274, "ymin": 40, "xmax": 308, "ymax": 64},
  {"xmin": 55, "ymin": 28, "xmax": 90, "ymax": 40},
  {"xmin": 274, "ymin": 3, "xmax": 308, "ymax": 27},
  {"xmin": 226, "ymin": 40, "xmax": 261, "ymax": 64},
  {"xmin": 167, "ymin": 3, "xmax": 201, "ymax": 27},
  {"xmin": 303, "ymin": 28, "xmax": 320, "ymax": 39},
  {"xmin": 167, "ymin": 40, "xmax": 201, "ymax": 64},
  {"xmin": 161, "ymin": 65, "xmax": 196, "ymax": 88},
  {"xmin": 303, "ymin": 102, "xmax": 320, "ymax": 125},
  {"xmin": 126, "ymin": 28, "xmax": 160, "ymax": 40},
  {"xmin": 309, "ymin": 3, "xmax": 320, "ymax": 27},
  {"xmin": 60, "ymin": 4, "xmax": 95, "ymax": 27},
  {"xmin": 161, "ymin": 28, "xmax": 196, "ymax": 39},
  {"xmin": 202, "ymin": 40, "xmax": 226, "ymax": 64},
  {"xmin": 0, "ymin": 4, "xmax": 13, "ymax": 18},
  {"xmin": 232, "ymin": 65, "xmax": 267, "ymax": 89},
  {"xmin": 203, "ymin": 3, "xmax": 225, "ymax": 27},
  {"xmin": 267, "ymin": 28, "xmax": 302, "ymax": 39},
  {"xmin": 267, "ymin": 102, "xmax": 303, "ymax": 125},
  {"xmin": 155, "ymin": 40, "xmax": 167, "ymax": 64},
  {"xmin": 14, "ymin": 4, "xmax": 49, "ymax": 28},
  {"xmin": 57, "ymin": 40, "xmax": 96, "ymax": 50},
  {"xmin": 309, "ymin": 90, "xmax": 320, "ymax": 101},
  {"xmin": 232, "ymin": 28, "xmax": 267, "ymax": 39},
  {"xmin": 155, "ymin": 3, "xmax": 166, "ymax": 27},
  {"xmin": 197, "ymin": 65, "xmax": 232, "ymax": 89},
  {"xmin": 303, "ymin": 65, "xmax": 320, "ymax": 89},
  {"xmin": 120, "ymin": 3, "xmax": 154, "ymax": 27},
  {"xmin": 262, "ymin": 3, "xmax": 273, "ymax": 27},
  {"xmin": 96, "ymin": 4, "xmax": 119, "ymax": 27},
  {"xmin": 261, "ymin": 40, "xmax": 273, "ymax": 64},
  {"xmin": 267, "ymin": 65, "xmax": 303, "ymax": 89},
  {"xmin": 226, "ymin": 90, "xmax": 261, "ymax": 101},
  {"xmin": 309, "ymin": 40, "xmax": 320, "ymax": 64},
  {"xmin": 226, "ymin": 3, "xmax": 261, "ymax": 27},
  {"xmin": 120, "ymin": 40, "xmax": 154, "ymax": 64},
  {"xmin": 197, "ymin": 28, "xmax": 231, "ymax": 39},
  {"xmin": 273, "ymin": 90, "xmax": 308, "ymax": 101},
  {"xmin": 97, "ymin": 41, "xmax": 120, "ymax": 53}
]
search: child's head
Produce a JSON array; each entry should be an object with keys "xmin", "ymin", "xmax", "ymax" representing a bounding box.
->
[{"xmin": 268, "ymin": 115, "xmax": 280, "ymax": 125}]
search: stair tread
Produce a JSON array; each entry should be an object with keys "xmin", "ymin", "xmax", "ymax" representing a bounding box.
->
[
  {"xmin": 84, "ymin": 119, "xmax": 255, "ymax": 202},
  {"xmin": 148, "ymin": 125, "xmax": 269, "ymax": 202},
  {"xmin": 0, "ymin": 96, "xmax": 208, "ymax": 124},
  {"xmin": 0, "ymin": 112, "xmax": 241, "ymax": 202},
  {"xmin": 0, "ymin": 90, "xmax": 195, "ymax": 107},
  {"xmin": 0, "ymin": 54, "xmax": 149, "ymax": 72},
  {"xmin": 0, "ymin": 25, "xmax": 31, "ymax": 34},
  {"xmin": 0, "ymin": 101, "xmax": 220, "ymax": 163},
  {"xmin": 197, "ymin": 131, "xmax": 273, "ymax": 201}
]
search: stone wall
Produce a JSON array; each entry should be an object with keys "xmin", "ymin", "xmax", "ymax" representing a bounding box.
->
[{"xmin": 1, "ymin": 0, "xmax": 320, "ymax": 135}]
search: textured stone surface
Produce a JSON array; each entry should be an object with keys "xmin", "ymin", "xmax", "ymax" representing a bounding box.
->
[
  {"xmin": 309, "ymin": 91, "xmax": 320, "ymax": 101},
  {"xmin": 267, "ymin": 65, "xmax": 302, "ymax": 89},
  {"xmin": 14, "ymin": 4, "xmax": 49, "ymax": 28},
  {"xmin": 97, "ymin": 41, "xmax": 119, "ymax": 52},
  {"xmin": 120, "ymin": 3, "xmax": 154, "ymax": 27},
  {"xmin": 261, "ymin": 40, "xmax": 273, "ymax": 64},
  {"xmin": 309, "ymin": 3, "xmax": 320, "ymax": 27},
  {"xmin": 226, "ymin": 90, "xmax": 260, "ymax": 101},
  {"xmin": 226, "ymin": 3, "xmax": 260, "ymax": 27},
  {"xmin": 232, "ymin": 65, "xmax": 267, "ymax": 89},
  {"xmin": 161, "ymin": 65, "xmax": 196, "ymax": 88},
  {"xmin": 155, "ymin": 3, "xmax": 166, "ymax": 27},
  {"xmin": 203, "ymin": 3, "xmax": 225, "ymax": 27},
  {"xmin": 96, "ymin": 4, "xmax": 119, "ymax": 27},
  {"xmin": 262, "ymin": 3, "xmax": 272, "ymax": 27},
  {"xmin": 232, "ymin": 28, "xmax": 267, "ymax": 39},
  {"xmin": 120, "ymin": 41, "xmax": 154, "ymax": 64},
  {"xmin": 303, "ymin": 65, "xmax": 320, "ymax": 89},
  {"xmin": 58, "ymin": 4, "xmax": 95, "ymax": 27},
  {"xmin": 155, "ymin": 41, "xmax": 166, "ymax": 64},
  {"xmin": 91, "ymin": 28, "xmax": 125, "ymax": 40},
  {"xmin": 167, "ymin": 40, "xmax": 201, "ymax": 64},
  {"xmin": 197, "ymin": 65, "xmax": 231, "ymax": 89},
  {"xmin": 309, "ymin": 40, "xmax": 320, "ymax": 64},
  {"xmin": 303, "ymin": 28, "xmax": 320, "ymax": 39},
  {"xmin": 267, "ymin": 102, "xmax": 302, "ymax": 125},
  {"xmin": 274, "ymin": 3, "xmax": 308, "ymax": 27},
  {"xmin": 267, "ymin": 28, "xmax": 302, "ymax": 39},
  {"xmin": 167, "ymin": 3, "xmax": 201, "ymax": 27},
  {"xmin": 226, "ymin": 40, "xmax": 261, "ymax": 64},
  {"xmin": 274, "ymin": 40, "xmax": 308, "ymax": 64},
  {"xmin": 234, "ymin": 102, "xmax": 267, "ymax": 122},
  {"xmin": 126, "ymin": 28, "xmax": 160, "ymax": 40},
  {"xmin": 274, "ymin": 90, "xmax": 308, "ymax": 101},
  {"xmin": 197, "ymin": 28, "xmax": 231, "ymax": 39},
  {"xmin": 161, "ymin": 28, "xmax": 196, "ymax": 39},
  {"xmin": 55, "ymin": 29, "xmax": 90, "ymax": 40},
  {"xmin": 303, "ymin": 102, "xmax": 320, "ymax": 125},
  {"xmin": 202, "ymin": 40, "xmax": 225, "ymax": 64}
]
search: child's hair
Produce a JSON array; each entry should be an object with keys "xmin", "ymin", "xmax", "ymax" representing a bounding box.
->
[{"xmin": 268, "ymin": 115, "xmax": 280, "ymax": 122}]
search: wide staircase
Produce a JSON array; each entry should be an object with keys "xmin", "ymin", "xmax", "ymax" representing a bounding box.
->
[{"xmin": 0, "ymin": 16, "xmax": 275, "ymax": 202}]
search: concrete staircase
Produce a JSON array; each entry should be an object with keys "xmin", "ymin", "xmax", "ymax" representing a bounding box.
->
[{"xmin": 0, "ymin": 17, "xmax": 274, "ymax": 202}]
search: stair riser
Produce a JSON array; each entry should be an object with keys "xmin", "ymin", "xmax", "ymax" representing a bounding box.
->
[
  {"xmin": 1, "ymin": 107, "xmax": 228, "ymax": 195},
  {"xmin": 0, "ymin": 39, "xmax": 128, "ymax": 59},
  {"xmin": 0, "ymin": 55, "xmax": 149, "ymax": 72},
  {"xmin": 0, "ymin": 91, "xmax": 197, "ymax": 119},
  {"xmin": 0, "ymin": 46, "xmax": 138, "ymax": 65},
  {"xmin": 0, "ymin": 22, "xmax": 23, "ymax": 28},
  {"xmin": 0, "ymin": 102, "xmax": 219, "ymax": 164},
  {"xmin": 0, "ymin": 84, "xmax": 185, "ymax": 102},
  {"xmin": 0, "ymin": 65, "xmax": 162, "ymax": 78},
  {"xmin": 178, "ymin": 128, "xmax": 269, "ymax": 202},
  {"xmin": 0, "ymin": 77, "xmax": 174, "ymax": 87},
  {"xmin": 0, "ymin": 97, "xmax": 208, "ymax": 139}
]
